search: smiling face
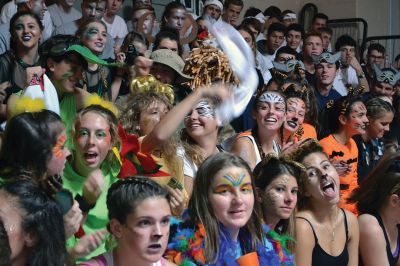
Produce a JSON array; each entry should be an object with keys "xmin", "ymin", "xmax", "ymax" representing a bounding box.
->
[
  {"xmin": 46, "ymin": 130, "xmax": 70, "ymax": 176},
  {"xmin": 184, "ymin": 99, "xmax": 218, "ymax": 140},
  {"xmin": 113, "ymin": 197, "xmax": 171, "ymax": 264},
  {"xmin": 0, "ymin": 191, "xmax": 31, "ymax": 264},
  {"xmin": 366, "ymin": 111, "xmax": 394, "ymax": 139},
  {"xmin": 164, "ymin": 8, "xmax": 186, "ymax": 31},
  {"xmin": 261, "ymin": 174, "xmax": 298, "ymax": 222},
  {"xmin": 253, "ymin": 92, "xmax": 286, "ymax": 132},
  {"xmin": 284, "ymin": 97, "xmax": 306, "ymax": 132},
  {"xmin": 74, "ymin": 111, "xmax": 113, "ymax": 173},
  {"xmin": 12, "ymin": 15, "xmax": 42, "ymax": 50},
  {"xmin": 208, "ymin": 166, "xmax": 254, "ymax": 232},
  {"xmin": 81, "ymin": 21, "xmax": 107, "ymax": 54},
  {"xmin": 49, "ymin": 53, "xmax": 84, "ymax": 93},
  {"xmin": 138, "ymin": 100, "xmax": 169, "ymax": 136},
  {"xmin": 286, "ymin": 30, "xmax": 302, "ymax": 50},
  {"xmin": 343, "ymin": 101, "xmax": 369, "ymax": 136},
  {"xmin": 302, "ymin": 152, "xmax": 340, "ymax": 204}
]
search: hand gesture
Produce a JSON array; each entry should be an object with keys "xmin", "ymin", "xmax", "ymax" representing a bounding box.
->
[{"xmin": 83, "ymin": 169, "xmax": 105, "ymax": 206}]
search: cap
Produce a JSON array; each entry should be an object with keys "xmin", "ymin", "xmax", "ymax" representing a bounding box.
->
[
  {"xmin": 204, "ymin": 0, "xmax": 223, "ymax": 11},
  {"xmin": 150, "ymin": 49, "xmax": 193, "ymax": 80}
]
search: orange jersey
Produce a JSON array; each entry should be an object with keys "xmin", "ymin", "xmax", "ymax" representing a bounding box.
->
[{"xmin": 319, "ymin": 134, "xmax": 359, "ymax": 214}]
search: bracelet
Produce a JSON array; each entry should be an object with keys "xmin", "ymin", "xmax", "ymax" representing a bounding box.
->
[{"xmin": 75, "ymin": 194, "xmax": 95, "ymax": 213}]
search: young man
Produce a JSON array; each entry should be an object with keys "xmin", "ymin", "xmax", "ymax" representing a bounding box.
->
[
  {"xmin": 313, "ymin": 51, "xmax": 342, "ymax": 111},
  {"xmin": 310, "ymin": 12, "xmax": 328, "ymax": 31},
  {"xmin": 274, "ymin": 46, "xmax": 298, "ymax": 63},
  {"xmin": 256, "ymin": 22, "xmax": 286, "ymax": 69},
  {"xmin": 362, "ymin": 43, "xmax": 385, "ymax": 87},
  {"xmin": 280, "ymin": 9, "xmax": 297, "ymax": 27},
  {"xmin": 47, "ymin": 0, "xmax": 81, "ymax": 29},
  {"xmin": 285, "ymin": 23, "xmax": 304, "ymax": 53},
  {"xmin": 127, "ymin": 4, "xmax": 155, "ymax": 35},
  {"xmin": 222, "ymin": 0, "xmax": 243, "ymax": 26},
  {"xmin": 53, "ymin": 0, "xmax": 115, "ymax": 59},
  {"xmin": 202, "ymin": 0, "xmax": 222, "ymax": 21},
  {"xmin": 370, "ymin": 66, "xmax": 400, "ymax": 99},
  {"xmin": 102, "ymin": 0, "xmax": 128, "ymax": 51},
  {"xmin": 319, "ymin": 26, "xmax": 333, "ymax": 51},
  {"xmin": 333, "ymin": 34, "xmax": 369, "ymax": 96},
  {"xmin": 302, "ymin": 31, "xmax": 323, "ymax": 86}
]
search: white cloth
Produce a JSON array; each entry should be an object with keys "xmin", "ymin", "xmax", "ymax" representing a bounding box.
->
[
  {"xmin": 333, "ymin": 66, "xmax": 359, "ymax": 96},
  {"xmin": 102, "ymin": 15, "xmax": 128, "ymax": 46},
  {"xmin": 256, "ymin": 50, "xmax": 272, "ymax": 84},
  {"xmin": 42, "ymin": 10, "xmax": 53, "ymax": 41},
  {"xmin": 22, "ymin": 74, "xmax": 60, "ymax": 115},
  {"xmin": 0, "ymin": 0, "xmax": 16, "ymax": 24},
  {"xmin": 47, "ymin": 4, "xmax": 81, "ymax": 29},
  {"xmin": 177, "ymin": 147, "xmax": 198, "ymax": 179}
]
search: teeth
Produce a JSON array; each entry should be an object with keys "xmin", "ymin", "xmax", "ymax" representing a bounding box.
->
[
  {"xmin": 286, "ymin": 121, "xmax": 298, "ymax": 128},
  {"xmin": 265, "ymin": 118, "xmax": 277, "ymax": 123},
  {"xmin": 22, "ymin": 36, "xmax": 31, "ymax": 41}
]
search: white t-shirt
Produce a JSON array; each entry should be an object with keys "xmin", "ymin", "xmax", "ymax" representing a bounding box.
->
[
  {"xmin": 102, "ymin": 15, "xmax": 128, "ymax": 46},
  {"xmin": 177, "ymin": 147, "xmax": 198, "ymax": 179},
  {"xmin": 0, "ymin": 0, "xmax": 16, "ymax": 24},
  {"xmin": 47, "ymin": 4, "xmax": 81, "ymax": 29},
  {"xmin": 256, "ymin": 50, "xmax": 272, "ymax": 84},
  {"xmin": 333, "ymin": 65, "xmax": 359, "ymax": 96}
]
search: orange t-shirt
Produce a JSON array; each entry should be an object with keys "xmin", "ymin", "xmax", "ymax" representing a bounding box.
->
[
  {"xmin": 319, "ymin": 134, "xmax": 359, "ymax": 214},
  {"xmin": 302, "ymin": 123, "xmax": 317, "ymax": 139}
]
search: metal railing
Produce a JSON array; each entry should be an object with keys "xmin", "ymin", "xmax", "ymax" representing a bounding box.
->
[
  {"xmin": 362, "ymin": 35, "xmax": 400, "ymax": 65},
  {"xmin": 327, "ymin": 18, "xmax": 368, "ymax": 54}
]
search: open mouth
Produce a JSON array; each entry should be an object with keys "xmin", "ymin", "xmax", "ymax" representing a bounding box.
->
[
  {"xmin": 22, "ymin": 35, "xmax": 32, "ymax": 41},
  {"xmin": 95, "ymin": 42, "xmax": 104, "ymax": 48},
  {"xmin": 321, "ymin": 181, "xmax": 336, "ymax": 199},
  {"xmin": 84, "ymin": 151, "xmax": 98, "ymax": 164},
  {"xmin": 286, "ymin": 120, "xmax": 298, "ymax": 129},
  {"xmin": 265, "ymin": 118, "xmax": 277, "ymax": 123}
]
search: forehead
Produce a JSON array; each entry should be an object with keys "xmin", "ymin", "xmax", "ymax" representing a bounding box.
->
[
  {"xmin": 314, "ymin": 18, "xmax": 326, "ymax": 24},
  {"xmin": 239, "ymin": 30, "xmax": 252, "ymax": 38},
  {"xmin": 288, "ymin": 30, "xmax": 301, "ymax": 35},
  {"xmin": 169, "ymin": 8, "xmax": 186, "ymax": 16},
  {"xmin": 212, "ymin": 166, "xmax": 250, "ymax": 184},
  {"xmin": 370, "ymin": 50, "xmax": 383, "ymax": 56},
  {"xmin": 227, "ymin": 4, "xmax": 242, "ymax": 11},
  {"xmin": 302, "ymin": 152, "xmax": 327, "ymax": 166},
  {"xmin": 133, "ymin": 9, "xmax": 151, "ymax": 18},
  {"xmin": 350, "ymin": 101, "xmax": 366, "ymax": 111},
  {"xmin": 84, "ymin": 1, "xmax": 106, "ymax": 7},
  {"xmin": 79, "ymin": 111, "xmax": 109, "ymax": 126},
  {"xmin": 340, "ymin": 45, "xmax": 355, "ymax": 50},
  {"xmin": 85, "ymin": 21, "xmax": 106, "ymax": 29},
  {"xmin": 15, "ymin": 15, "xmax": 37, "ymax": 24},
  {"xmin": 305, "ymin": 36, "xmax": 322, "ymax": 43},
  {"xmin": 206, "ymin": 4, "xmax": 221, "ymax": 11},
  {"xmin": 277, "ymin": 52, "xmax": 295, "ymax": 59},
  {"xmin": 287, "ymin": 97, "xmax": 305, "ymax": 106},
  {"xmin": 159, "ymin": 38, "xmax": 178, "ymax": 47}
]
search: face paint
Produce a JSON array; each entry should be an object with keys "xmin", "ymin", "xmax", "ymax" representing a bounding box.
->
[
  {"xmin": 52, "ymin": 135, "xmax": 67, "ymax": 158},
  {"xmin": 258, "ymin": 92, "xmax": 285, "ymax": 105},
  {"xmin": 192, "ymin": 100, "xmax": 215, "ymax": 118},
  {"xmin": 223, "ymin": 172, "xmax": 246, "ymax": 187}
]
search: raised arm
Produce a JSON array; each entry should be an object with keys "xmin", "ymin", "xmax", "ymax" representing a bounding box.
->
[{"xmin": 140, "ymin": 84, "xmax": 228, "ymax": 153}]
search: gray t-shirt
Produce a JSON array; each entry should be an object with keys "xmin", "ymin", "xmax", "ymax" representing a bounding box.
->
[{"xmin": 48, "ymin": 4, "xmax": 81, "ymax": 29}]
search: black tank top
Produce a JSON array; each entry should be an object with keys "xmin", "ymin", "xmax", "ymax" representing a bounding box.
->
[
  {"xmin": 297, "ymin": 208, "xmax": 349, "ymax": 266},
  {"xmin": 372, "ymin": 213, "xmax": 400, "ymax": 266}
]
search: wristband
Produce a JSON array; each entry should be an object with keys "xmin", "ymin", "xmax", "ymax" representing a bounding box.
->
[{"xmin": 75, "ymin": 194, "xmax": 95, "ymax": 213}]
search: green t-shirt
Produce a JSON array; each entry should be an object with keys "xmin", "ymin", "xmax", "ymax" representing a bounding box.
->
[
  {"xmin": 59, "ymin": 93, "xmax": 77, "ymax": 150},
  {"xmin": 63, "ymin": 158, "xmax": 120, "ymax": 262}
]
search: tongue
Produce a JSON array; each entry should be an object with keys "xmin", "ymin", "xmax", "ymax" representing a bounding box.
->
[{"xmin": 323, "ymin": 187, "xmax": 336, "ymax": 198}]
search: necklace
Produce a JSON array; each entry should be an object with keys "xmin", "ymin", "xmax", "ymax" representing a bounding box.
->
[{"xmin": 323, "ymin": 208, "xmax": 338, "ymax": 242}]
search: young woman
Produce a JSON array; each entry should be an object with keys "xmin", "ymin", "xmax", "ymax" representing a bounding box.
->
[
  {"xmin": 139, "ymin": 83, "xmax": 228, "ymax": 196},
  {"xmin": 0, "ymin": 103, "xmax": 106, "ymax": 260},
  {"xmin": 253, "ymin": 155, "xmax": 303, "ymax": 252},
  {"xmin": 290, "ymin": 139, "xmax": 359, "ymax": 266},
  {"xmin": 352, "ymin": 97, "xmax": 394, "ymax": 183},
  {"xmin": 62, "ymin": 101, "xmax": 120, "ymax": 261},
  {"xmin": 76, "ymin": 19, "xmax": 119, "ymax": 102},
  {"xmin": 231, "ymin": 90, "xmax": 286, "ymax": 170},
  {"xmin": 165, "ymin": 153, "xmax": 289, "ymax": 265},
  {"xmin": 319, "ymin": 95, "xmax": 369, "ymax": 214},
  {"xmin": 0, "ymin": 179, "xmax": 67, "ymax": 266},
  {"xmin": 0, "ymin": 11, "xmax": 43, "ymax": 120},
  {"xmin": 348, "ymin": 149, "xmax": 400, "ymax": 266},
  {"xmin": 81, "ymin": 176, "xmax": 176, "ymax": 266}
]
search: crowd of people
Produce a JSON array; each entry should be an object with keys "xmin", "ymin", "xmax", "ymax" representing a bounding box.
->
[{"xmin": 0, "ymin": 0, "xmax": 399, "ymax": 265}]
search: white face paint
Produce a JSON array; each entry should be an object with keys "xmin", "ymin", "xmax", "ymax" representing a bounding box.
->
[
  {"xmin": 189, "ymin": 100, "xmax": 215, "ymax": 118},
  {"xmin": 258, "ymin": 92, "xmax": 285, "ymax": 105}
]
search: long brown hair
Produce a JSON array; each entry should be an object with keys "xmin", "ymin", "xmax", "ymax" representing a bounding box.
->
[
  {"xmin": 348, "ymin": 148, "xmax": 400, "ymax": 214},
  {"xmin": 188, "ymin": 153, "xmax": 264, "ymax": 263}
]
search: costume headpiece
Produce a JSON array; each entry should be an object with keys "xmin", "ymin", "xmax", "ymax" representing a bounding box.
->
[
  {"xmin": 312, "ymin": 52, "xmax": 341, "ymax": 65},
  {"xmin": 183, "ymin": 45, "xmax": 239, "ymax": 89},
  {"xmin": 373, "ymin": 64, "xmax": 400, "ymax": 86},
  {"xmin": 280, "ymin": 83, "xmax": 308, "ymax": 102},
  {"xmin": 83, "ymin": 94, "xmax": 119, "ymax": 118},
  {"xmin": 130, "ymin": 75, "xmax": 174, "ymax": 104},
  {"xmin": 285, "ymin": 138, "xmax": 323, "ymax": 163},
  {"xmin": 273, "ymin": 59, "xmax": 305, "ymax": 73},
  {"xmin": 339, "ymin": 85, "xmax": 364, "ymax": 115},
  {"xmin": 9, "ymin": 96, "xmax": 46, "ymax": 118}
]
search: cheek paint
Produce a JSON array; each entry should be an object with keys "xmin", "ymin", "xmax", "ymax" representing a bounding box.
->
[
  {"xmin": 84, "ymin": 27, "xmax": 99, "ymax": 41},
  {"xmin": 52, "ymin": 135, "xmax": 67, "ymax": 158}
]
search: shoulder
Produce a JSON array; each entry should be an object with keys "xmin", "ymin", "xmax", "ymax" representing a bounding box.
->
[{"xmin": 358, "ymin": 214, "xmax": 382, "ymax": 235}]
